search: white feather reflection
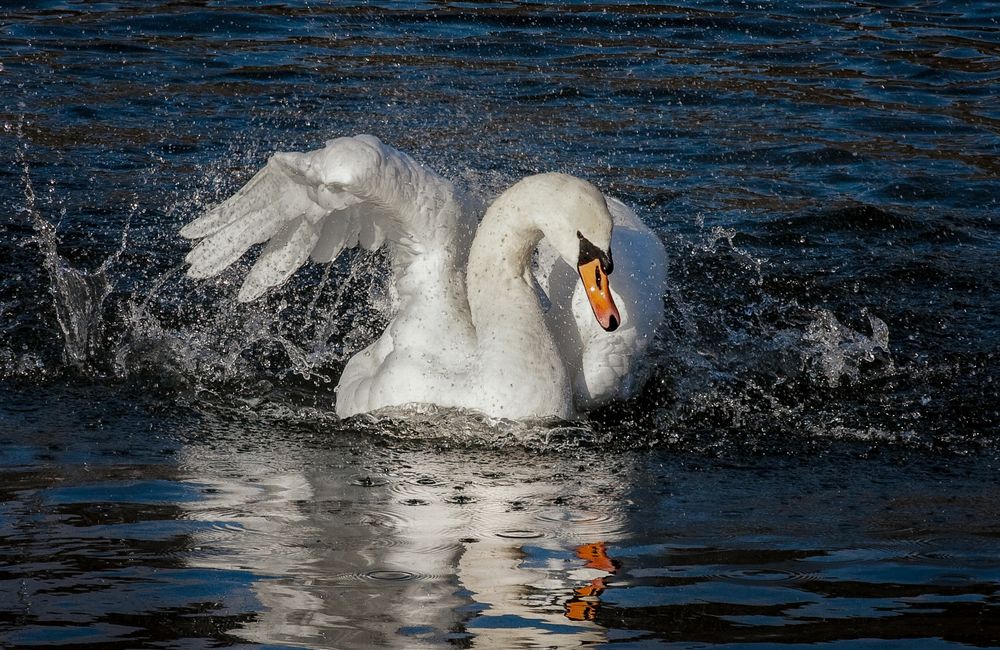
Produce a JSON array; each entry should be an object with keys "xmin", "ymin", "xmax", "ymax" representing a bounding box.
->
[{"xmin": 177, "ymin": 433, "xmax": 630, "ymax": 648}]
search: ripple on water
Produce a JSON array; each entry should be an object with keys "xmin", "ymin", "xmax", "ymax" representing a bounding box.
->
[
  {"xmin": 327, "ymin": 568, "xmax": 450, "ymax": 585},
  {"xmin": 359, "ymin": 508, "xmax": 412, "ymax": 532},
  {"xmin": 363, "ymin": 569, "xmax": 419, "ymax": 583},
  {"xmin": 534, "ymin": 508, "xmax": 627, "ymax": 540},
  {"xmin": 721, "ymin": 568, "xmax": 825, "ymax": 584},
  {"xmin": 350, "ymin": 475, "xmax": 388, "ymax": 488},
  {"xmin": 496, "ymin": 530, "xmax": 545, "ymax": 540}
]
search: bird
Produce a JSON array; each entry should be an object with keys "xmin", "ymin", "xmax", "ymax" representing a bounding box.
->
[{"xmin": 180, "ymin": 135, "xmax": 666, "ymax": 420}]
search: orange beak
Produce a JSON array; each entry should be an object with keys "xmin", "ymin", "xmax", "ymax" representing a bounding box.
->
[{"xmin": 578, "ymin": 258, "xmax": 620, "ymax": 332}]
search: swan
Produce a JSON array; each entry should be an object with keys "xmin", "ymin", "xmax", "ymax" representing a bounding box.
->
[{"xmin": 180, "ymin": 135, "xmax": 666, "ymax": 419}]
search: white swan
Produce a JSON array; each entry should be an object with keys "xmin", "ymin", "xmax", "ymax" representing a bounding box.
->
[{"xmin": 180, "ymin": 135, "xmax": 666, "ymax": 419}]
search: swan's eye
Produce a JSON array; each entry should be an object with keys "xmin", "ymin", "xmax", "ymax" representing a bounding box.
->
[{"xmin": 577, "ymin": 232, "xmax": 613, "ymax": 275}]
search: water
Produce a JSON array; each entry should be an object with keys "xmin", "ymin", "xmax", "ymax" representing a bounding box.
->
[{"xmin": 1, "ymin": 1, "xmax": 998, "ymax": 647}]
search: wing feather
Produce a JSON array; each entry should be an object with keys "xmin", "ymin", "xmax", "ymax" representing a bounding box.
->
[
  {"xmin": 310, "ymin": 212, "xmax": 358, "ymax": 264},
  {"xmin": 238, "ymin": 216, "xmax": 322, "ymax": 302},
  {"xmin": 184, "ymin": 209, "xmax": 286, "ymax": 279},
  {"xmin": 180, "ymin": 162, "xmax": 301, "ymax": 239},
  {"xmin": 180, "ymin": 135, "xmax": 472, "ymax": 302}
]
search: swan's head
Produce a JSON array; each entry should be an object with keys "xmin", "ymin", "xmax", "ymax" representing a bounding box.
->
[{"xmin": 525, "ymin": 173, "xmax": 621, "ymax": 332}]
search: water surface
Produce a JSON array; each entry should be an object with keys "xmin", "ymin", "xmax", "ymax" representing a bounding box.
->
[{"xmin": 1, "ymin": 1, "xmax": 999, "ymax": 647}]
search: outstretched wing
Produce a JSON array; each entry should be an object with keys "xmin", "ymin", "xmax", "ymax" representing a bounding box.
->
[
  {"xmin": 181, "ymin": 134, "xmax": 474, "ymax": 301},
  {"xmin": 537, "ymin": 196, "xmax": 667, "ymax": 406}
]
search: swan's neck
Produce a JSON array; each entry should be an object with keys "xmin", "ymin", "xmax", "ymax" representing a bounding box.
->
[{"xmin": 466, "ymin": 198, "xmax": 572, "ymax": 418}]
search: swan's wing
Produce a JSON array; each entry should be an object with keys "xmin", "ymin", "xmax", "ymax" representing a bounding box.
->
[
  {"xmin": 539, "ymin": 196, "xmax": 667, "ymax": 406},
  {"xmin": 181, "ymin": 134, "xmax": 474, "ymax": 302}
]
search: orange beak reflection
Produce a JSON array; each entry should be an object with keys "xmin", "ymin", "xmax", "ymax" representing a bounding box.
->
[{"xmin": 578, "ymin": 258, "xmax": 620, "ymax": 332}]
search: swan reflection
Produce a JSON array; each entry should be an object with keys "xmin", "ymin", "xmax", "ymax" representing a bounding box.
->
[{"xmin": 178, "ymin": 427, "xmax": 629, "ymax": 648}]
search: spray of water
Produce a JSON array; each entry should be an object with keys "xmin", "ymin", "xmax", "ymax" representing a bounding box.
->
[
  {"xmin": 13, "ymin": 119, "xmax": 129, "ymax": 373},
  {"xmin": 803, "ymin": 309, "xmax": 892, "ymax": 388}
]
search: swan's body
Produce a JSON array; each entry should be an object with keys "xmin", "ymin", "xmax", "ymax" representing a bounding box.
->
[{"xmin": 181, "ymin": 135, "xmax": 666, "ymax": 419}]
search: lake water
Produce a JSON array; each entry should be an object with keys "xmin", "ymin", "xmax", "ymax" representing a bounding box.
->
[{"xmin": 1, "ymin": 1, "xmax": 999, "ymax": 647}]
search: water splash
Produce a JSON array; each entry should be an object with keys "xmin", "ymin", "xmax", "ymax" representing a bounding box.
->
[
  {"xmin": 13, "ymin": 122, "xmax": 129, "ymax": 373},
  {"xmin": 112, "ymin": 244, "xmax": 392, "ymax": 410},
  {"xmin": 802, "ymin": 309, "xmax": 892, "ymax": 388},
  {"xmin": 7, "ymin": 117, "xmax": 391, "ymax": 398},
  {"xmin": 641, "ymin": 220, "xmax": 906, "ymax": 446}
]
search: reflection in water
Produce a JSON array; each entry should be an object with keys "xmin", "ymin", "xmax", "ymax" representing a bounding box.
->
[
  {"xmin": 564, "ymin": 542, "xmax": 618, "ymax": 623},
  {"xmin": 3, "ymin": 393, "xmax": 1000, "ymax": 647},
  {"xmin": 177, "ymin": 423, "xmax": 629, "ymax": 648}
]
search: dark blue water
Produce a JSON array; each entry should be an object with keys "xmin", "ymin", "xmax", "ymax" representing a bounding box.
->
[{"xmin": 1, "ymin": 1, "xmax": 999, "ymax": 647}]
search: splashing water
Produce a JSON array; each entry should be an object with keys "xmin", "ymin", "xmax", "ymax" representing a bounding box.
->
[
  {"xmin": 13, "ymin": 126, "xmax": 127, "ymax": 373},
  {"xmin": 114, "ymin": 246, "xmax": 392, "ymax": 398},
  {"xmin": 803, "ymin": 309, "xmax": 892, "ymax": 388}
]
